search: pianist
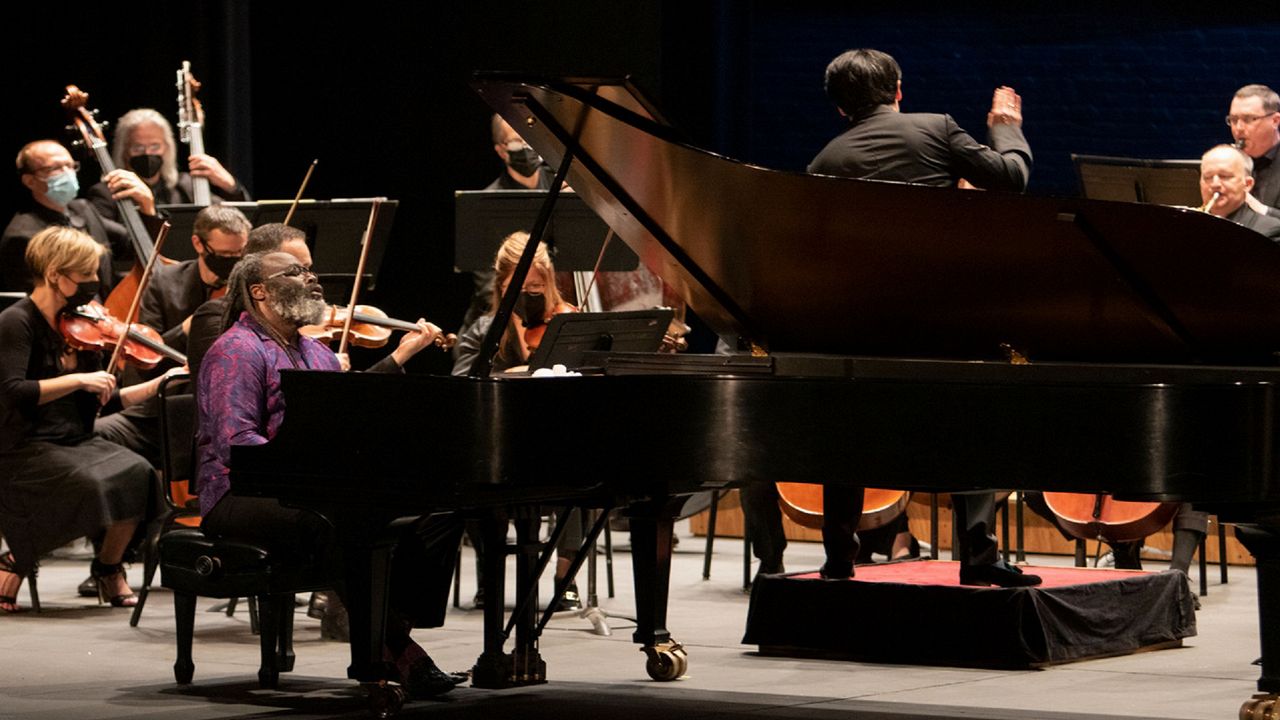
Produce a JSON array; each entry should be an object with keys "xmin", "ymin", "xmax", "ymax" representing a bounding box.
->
[
  {"xmin": 807, "ymin": 47, "xmax": 1038, "ymax": 587},
  {"xmin": 1199, "ymin": 144, "xmax": 1280, "ymax": 240},
  {"xmin": 196, "ymin": 250, "xmax": 464, "ymax": 696}
]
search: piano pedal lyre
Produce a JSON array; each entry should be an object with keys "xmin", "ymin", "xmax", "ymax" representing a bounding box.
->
[{"xmin": 641, "ymin": 641, "xmax": 688, "ymax": 681}]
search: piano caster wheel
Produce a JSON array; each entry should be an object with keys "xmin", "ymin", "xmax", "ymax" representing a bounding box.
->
[
  {"xmin": 1243, "ymin": 693, "xmax": 1280, "ymax": 720},
  {"xmin": 366, "ymin": 680, "xmax": 407, "ymax": 719},
  {"xmin": 641, "ymin": 642, "xmax": 688, "ymax": 681}
]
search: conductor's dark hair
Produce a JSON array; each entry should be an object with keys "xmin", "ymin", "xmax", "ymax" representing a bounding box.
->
[{"xmin": 824, "ymin": 49, "xmax": 901, "ymax": 119}]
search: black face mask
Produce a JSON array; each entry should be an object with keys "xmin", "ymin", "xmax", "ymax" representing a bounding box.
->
[
  {"xmin": 506, "ymin": 146, "xmax": 541, "ymax": 177},
  {"xmin": 128, "ymin": 154, "xmax": 164, "ymax": 179},
  {"xmin": 513, "ymin": 291, "xmax": 547, "ymax": 327},
  {"xmin": 199, "ymin": 241, "xmax": 240, "ymax": 285},
  {"xmin": 64, "ymin": 279, "xmax": 100, "ymax": 309}
]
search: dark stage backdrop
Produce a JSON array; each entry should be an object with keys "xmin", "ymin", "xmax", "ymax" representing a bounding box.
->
[{"xmin": 4, "ymin": 4, "xmax": 1280, "ymax": 371}]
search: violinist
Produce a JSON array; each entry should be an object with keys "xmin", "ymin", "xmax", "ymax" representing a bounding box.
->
[
  {"xmin": 1, "ymin": 140, "xmax": 142, "ymax": 294},
  {"xmin": 452, "ymin": 231, "xmax": 584, "ymax": 610},
  {"xmin": 196, "ymin": 251, "xmax": 463, "ymax": 696},
  {"xmin": 459, "ymin": 115, "xmax": 556, "ymax": 335},
  {"xmin": 87, "ymin": 108, "xmax": 249, "ymax": 226},
  {"xmin": 0, "ymin": 226, "xmax": 178, "ymax": 612},
  {"xmin": 93, "ymin": 205, "xmax": 251, "ymax": 468}
]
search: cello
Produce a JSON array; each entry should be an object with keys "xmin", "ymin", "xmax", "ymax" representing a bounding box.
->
[
  {"xmin": 1041, "ymin": 492, "xmax": 1179, "ymax": 547},
  {"xmin": 775, "ymin": 484, "xmax": 911, "ymax": 534},
  {"xmin": 176, "ymin": 61, "xmax": 211, "ymax": 206},
  {"xmin": 61, "ymin": 86, "xmax": 164, "ymax": 320}
]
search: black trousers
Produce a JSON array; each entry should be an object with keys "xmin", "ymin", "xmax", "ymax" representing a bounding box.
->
[{"xmin": 203, "ymin": 494, "xmax": 462, "ymax": 629}]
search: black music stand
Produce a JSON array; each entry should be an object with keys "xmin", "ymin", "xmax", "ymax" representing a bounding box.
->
[
  {"xmin": 1072, "ymin": 154, "xmax": 1201, "ymax": 206},
  {"xmin": 453, "ymin": 190, "xmax": 638, "ymax": 272},
  {"xmin": 527, "ymin": 309, "xmax": 673, "ymax": 371},
  {"xmin": 156, "ymin": 200, "xmax": 397, "ymax": 300}
]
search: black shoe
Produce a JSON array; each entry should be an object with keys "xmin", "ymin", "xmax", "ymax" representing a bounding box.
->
[
  {"xmin": 77, "ymin": 575, "xmax": 98, "ymax": 598},
  {"xmin": 404, "ymin": 656, "xmax": 466, "ymax": 698},
  {"xmin": 553, "ymin": 582, "xmax": 582, "ymax": 611},
  {"xmin": 960, "ymin": 562, "xmax": 1042, "ymax": 588},
  {"xmin": 819, "ymin": 562, "xmax": 853, "ymax": 580},
  {"xmin": 757, "ymin": 560, "xmax": 785, "ymax": 576}
]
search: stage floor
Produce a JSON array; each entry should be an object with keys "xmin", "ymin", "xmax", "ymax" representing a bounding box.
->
[{"xmin": 0, "ymin": 524, "xmax": 1259, "ymax": 719}]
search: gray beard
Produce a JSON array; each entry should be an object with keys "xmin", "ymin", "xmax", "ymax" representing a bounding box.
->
[{"xmin": 266, "ymin": 281, "xmax": 326, "ymax": 326}]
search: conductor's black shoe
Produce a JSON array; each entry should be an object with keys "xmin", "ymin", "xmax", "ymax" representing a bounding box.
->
[
  {"xmin": 405, "ymin": 656, "xmax": 466, "ymax": 698},
  {"xmin": 818, "ymin": 562, "xmax": 853, "ymax": 580},
  {"xmin": 960, "ymin": 562, "xmax": 1042, "ymax": 588}
]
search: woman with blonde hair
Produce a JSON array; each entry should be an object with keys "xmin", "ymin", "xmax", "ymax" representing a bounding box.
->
[{"xmin": 0, "ymin": 226, "xmax": 173, "ymax": 611}]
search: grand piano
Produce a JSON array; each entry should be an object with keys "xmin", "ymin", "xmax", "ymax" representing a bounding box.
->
[{"xmin": 232, "ymin": 75, "xmax": 1280, "ymax": 717}]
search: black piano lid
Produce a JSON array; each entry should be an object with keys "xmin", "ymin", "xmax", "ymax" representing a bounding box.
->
[{"xmin": 472, "ymin": 73, "xmax": 1280, "ymax": 366}]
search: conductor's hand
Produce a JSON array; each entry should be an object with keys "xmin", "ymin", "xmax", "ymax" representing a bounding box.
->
[
  {"xmin": 987, "ymin": 86, "xmax": 1022, "ymax": 128},
  {"xmin": 78, "ymin": 371, "xmax": 117, "ymax": 406},
  {"xmin": 391, "ymin": 319, "xmax": 442, "ymax": 366}
]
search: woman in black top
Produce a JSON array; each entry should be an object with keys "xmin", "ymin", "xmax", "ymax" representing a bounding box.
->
[{"xmin": 0, "ymin": 226, "xmax": 173, "ymax": 611}]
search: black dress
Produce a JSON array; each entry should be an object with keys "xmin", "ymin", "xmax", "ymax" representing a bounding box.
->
[{"xmin": 0, "ymin": 298, "xmax": 153, "ymax": 576}]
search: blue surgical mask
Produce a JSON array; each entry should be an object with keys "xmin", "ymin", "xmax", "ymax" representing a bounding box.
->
[{"xmin": 44, "ymin": 170, "xmax": 79, "ymax": 207}]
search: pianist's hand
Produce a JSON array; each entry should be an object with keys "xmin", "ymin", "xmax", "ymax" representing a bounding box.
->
[
  {"xmin": 987, "ymin": 86, "xmax": 1022, "ymax": 128},
  {"xmin": 390, "ymin": 319, "xmax": 443, "ymax": 367}
]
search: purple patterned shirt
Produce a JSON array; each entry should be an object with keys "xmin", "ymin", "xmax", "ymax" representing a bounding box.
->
[{"xmin": 196, "ymin": 312, "xmax": 340, "ymax": 516}]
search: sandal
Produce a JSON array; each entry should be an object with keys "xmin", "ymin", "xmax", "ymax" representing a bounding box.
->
[
  {"xmin": 0, "ymin": 552, "xmax": 25, "ymax": 613},
  {"xmin": 90, "ymin": 558, "xmax": 138, "ymax": 608}
]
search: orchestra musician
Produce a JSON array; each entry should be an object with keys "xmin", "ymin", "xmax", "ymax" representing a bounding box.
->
[
  {"xmin": 87, "ymin": 108, "xmax": 249, "ymax": 228},
  {"xmin": 459, "ymin": 115, "xmax": 556, "ymax": 335},
  {"xmin": 195, "ymin": 250, "xmax": 463, "ymax": 695},
  {"xmin": 0, "ymin": 226, "xmax": 180, "ymax": 611},
  {"xmin": 94, "ymin": 205, "xmax": 252, "ymax": 468},
  {"xmin": 1199, "ymin": 144, "xmax": 1280, "ymax": 240},
  {"xmin": 1, "ymin": 140, "xmax": 153, "ymax": 294},
  {"xmin": 805, "ymin": 48, "xmax": 1038, "ymax": 587},
  {"xmin": 1227, "ymin": 85, "xmax": 1280, "ymax": 217},
  {"xmin": 453, "ymin": 231, "xmax": 585, "ymax": 610}
]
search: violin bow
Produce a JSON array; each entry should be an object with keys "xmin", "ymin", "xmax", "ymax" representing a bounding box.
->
[
  {"xmin": 283, "ymin": 159, "xmax": 318, "ymax": 227},
  {"xmin": 106, "ymin": 222, "xmax": 171, "ymax": 374},
  {"xmin": 336, "ymin": 198, "xmax": 383, "ymax": 356}
]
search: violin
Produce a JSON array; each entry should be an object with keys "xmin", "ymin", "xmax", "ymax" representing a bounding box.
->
[
  {"xmin": 521, "ymin": 301, "xmax": 578, "ymax": 355},
  {"xmin": 300, "ymin": 304, "xmax": 456, "ymax": 350},
  {"xmin": 59, "ymin": 301, "xmax": 187, "ymax": 370}
]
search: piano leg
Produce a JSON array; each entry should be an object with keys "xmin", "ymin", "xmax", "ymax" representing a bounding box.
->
[
  {"xmin": 340, "ymin": 530, "xmax": 398, "ymax": 684},
  {"xmin": 471, "ymin": 509, "xmax": 547, "ymax": 688},
  {"xmin": 1235, "ymin": 525, "xmax": 1280, "ymax": 719},
  {"xmin": 628, "ymin": 497, "xmax": 688, "ymax": 681}
]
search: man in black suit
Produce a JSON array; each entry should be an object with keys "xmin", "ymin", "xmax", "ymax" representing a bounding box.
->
[
  {"xmin": 1200, "ymin": 144, "xmax": 1280, "ymax": 240},
  {"xmin": 806, "ymin": 48, "xmax": 1037, "ymax": 587},
  {"xmin": 1227, "ymin": 85, "xmax": 1280, "ymax": 217}
]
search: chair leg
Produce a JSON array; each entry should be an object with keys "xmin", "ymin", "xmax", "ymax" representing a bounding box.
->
[
  {"xmin": 1199, "ymin": 535, "xmax": 1209, "ymax": 597},
  {"xmin": 276, "ymin": 594, "xmax": 296, "ymax": 674},
  {"xmin": 1000, "ymin": 497, "xmax": 1011, "ymax": 565},
  {"xmin": 174, "ymin": 591, "xmax": 196, "ymax": 684},
  {"xmin": 256, "ymin": 594, "xmax": 280, "ymax": 689},
  {"xmin": 27, "ymin": 563, "xmax": 40, "ymax": 614},
  {"xmin": 1219, "ymin": 520, "xmax": 1230, "ymax": 584},
  {"xmin": 742, "ymin": 535, "xmax": 751, "ymax": 592},
  {"xmin": 604, "ymin": 518, "xmax": 615, "ymax": 598},
  {"xmin": 452, "ymin": 544, "xmax": 462, "ymax": 609},
  {"xmin": 1015, "ymin": 492, "xmax": 1026, "ymax": 564},
  {"xmin": 130, "ymin": 532, "xmax": 162, "ymax": 627},
  {"xmin": 702, "ymin": 490, "xmax": 719, "ymax": 580},
  {"xmin": 1074, "ymin": 538, "xmax": 1086, "ymax": 567},
  {"xmin": 248, "ymin": 596, "xmax": 259, "ymax": 635}
]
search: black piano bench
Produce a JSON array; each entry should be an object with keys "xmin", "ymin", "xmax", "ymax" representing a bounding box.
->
[{"xmin": 158, "ymin": 528, "xmax": 329, "ymax": 688}]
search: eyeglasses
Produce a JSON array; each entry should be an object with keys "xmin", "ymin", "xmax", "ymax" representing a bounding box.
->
[
  {"xmin": 266, "ymin": 264, "xmax": 316, "ymax": 280},
  {"xmin": 197, "ymin": 239, "xmax": 243, "ymax": 260},
  {"xmin": 1225, "ymin": 112, "xmax": 1278, "ymax": 127},
  {"xmin": 28, "ymin": 161, "xmax": 80, "ymax": 180},
  {"xmin": 128, "ymin": 143, "xmax": 165, "ymax": 156}
]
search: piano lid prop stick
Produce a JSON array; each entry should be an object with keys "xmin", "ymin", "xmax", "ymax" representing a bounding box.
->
[
  {"xmin": 468, "ymin": 136, "xmax": 577, "ymax": 378},
  {"xmin": 283, "ymin": 159, "xmax": 318, "ymax": 227},
  {"xmin": 106, "ymin": 221, "xmax": 172, "ymax": 375},
  {"xmin": 336, "ymin": 198, "xmax": 383, "ymax": 357}
]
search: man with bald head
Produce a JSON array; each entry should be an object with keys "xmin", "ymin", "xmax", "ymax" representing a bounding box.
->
[
  {"xmin": 1200, "ymin": 144, "xmax": 1280, "ymax": 240},
  {"xmin": 2, "ymin": 140, "xmax": 155, "ymax": 293}
]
